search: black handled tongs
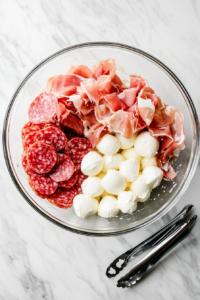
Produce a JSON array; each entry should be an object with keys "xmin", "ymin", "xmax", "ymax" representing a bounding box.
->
[{"xmin": 106, "ymin": 205, "xmax": 196, "ymax": 283}]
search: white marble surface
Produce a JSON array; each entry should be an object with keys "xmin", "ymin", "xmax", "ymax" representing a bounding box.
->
[{"xmin": 0, "ymin": 0, "xmax": 200, "ymax": 299}]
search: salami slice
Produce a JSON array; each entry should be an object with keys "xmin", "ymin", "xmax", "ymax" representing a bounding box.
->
[
  {"xmin": 23, "ymin": 131, "xmax": 39, "ymax": 151},
  {"xmin": 64, "ymin": 137, "xmax": 92, "ymax": 163},
  {"xmin": 49, "ymin": 153, "xmax": 75, "ymax": 182},
  {"xmin": 74, "ymin": 163, "xmax": 81, "ymax": 171},
  {"xmin": 27, "ymin": 142, "xmax": 58, "ymax": 174},
  {"xmin": 21, "ymin": 151, "xmax": 33, "ymax": 175},
  {"xmin": 47, "ymin": 186, "xmax": 77, "ymax": 208},
  {"xmin": 35, "ymin": 126, "xmax": 68, "ymax": 151},
  {"xmin": 29, "ymin": 173, "xmax": 58, "ymax": 195},
  {"xmin": 74, "ymin": 170, "xmax": 88, "ymax": 194},
  {"xmin": 58, "ymin": 171, "xmax": 78, "ymax": 188},
  {"xmin": 21, "ymin": 125, "xmax": 43, "ymax": 140},
  {"xmin": 28, "ymin": 92, "xmax": 58, "ymax": 124}
]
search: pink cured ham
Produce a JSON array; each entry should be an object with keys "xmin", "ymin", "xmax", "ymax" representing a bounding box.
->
[
  {"xmin": 48, "ymin": 75, "xmax": 84, "ymax": 93},
  {"xmin": 91, "ymin": 59, "xmax": 116, "ymax": 81},
  {"xmin": 62, "ymin": 113, "xmax": 84, "ymax": 135},
  {"xmin": 140, "ymin": 87, "xmax": 159, "ymax": 107},
  {"xmin": 137, "ymin": 97, "xmax": 155, "ymax": 126},
  {"xmin": 118, "ymin": 89, "xmax": 138, "ymax": 107},
  {"xmin": 35, "ymin": 126, "xmax": 68, "ymax": 151},
  {"xmin": 105, "ymin": 93, "xmax": 127, "ymax": 112},
  {"xmin": 96, "ymin": 76, "xmax": 112, "ymax": 97},
  {"xmin": 163, "ymin": 164, "xmax": 177, "ymax": 180},
  {"xmin": 49, "ymin": 154, "xmax": 75, "ymax": 182},
  {"xmin": 152, "ymin": 111, "xmax": 173, "ymax": 127},
  {"xmin": 88, "ymin": 124, "xmax": 108, "ymax": 148},
  {"xmin": 130, "ymin": 75, "xmax": 147, "ymax": 90},
  {"xmin": 81, "ymin": 78, "xmax": 101, "ymax": 104},
  {"xmin": 170, "ymin": 110, "xmax": 185, "ymax": 146},
  {"xmin": 73, "ymin": 65, "xmax": 93, "ymax": 78},
  {"xmin": 27, "ymin": 142, "xmax": 58, "ymax": 174},
  {"xmin": 55, "ymin": 86, "xmax": 77, "ymax": 97},
  {"xmin": 95, "ymin": 104, "xmax": 112, "ymax": 126},
  {"xmin": 47, "ymin": 186, "xmax": 77, "ymax": 208},
  {"xmin": 92, "ymin": 64, "xmax": 103, "ymax": 80},
  {"xmin": 28, "ymin": 93, "xmax": 57, "ymax": 124},
  {"xmin": 108, "ymin": 111, "xmax": 138, "ymax": 139}
]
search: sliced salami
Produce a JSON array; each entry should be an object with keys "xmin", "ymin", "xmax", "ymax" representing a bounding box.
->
[
  {"xmin": 47, "ymin": 186, "xmax": 77, "ymax": 208},
  {"xmin": 64, "ymin": 137, "xmax": 92, "ymax": 163},
  {"xmin": 49, "ymin": 153, "xmax": 75, "ymax": 182},
  {"xmin": 21, "ymin": 151, "xmax": 33, "ymax": 175},
  {"xmin": 28, "ymin": 92, "xmax": 58, "ymax": 124},
  {"xmin": 35, "ymin": 126, "xmax": 68, "ymax": 151},
  {"xmin": 23, "ymin": 131, "xmax": 39, "ymax": 151},
  {"xmin": 58, "ymin": 171, "xmax": 78, "ymax": 188},
  {"xmin": 45, "ymin": 116, "xmax": 63, "ymax": 130},
  {"xmin": 21, "ymin": 125, "xmax": 43, "ymax": 140},
  {"xmin": 74, "ymin": 163, "xmax": 81, "ymax": 171},
  {"xmin": 74, "ymin": 170, "xmax": 88, "ymax": 194},
  {"xmin": 27, "ymin": 142, "xmax": 58, "ymax": 174},
  {"xmin": 29, "ymin": 173, "xmax": 58, "ymax": 195}
]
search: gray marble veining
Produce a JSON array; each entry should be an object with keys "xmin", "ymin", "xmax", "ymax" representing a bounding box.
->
[{"xmin": 0, "ymin": 0, "xmax": 200, "ymax": 299}]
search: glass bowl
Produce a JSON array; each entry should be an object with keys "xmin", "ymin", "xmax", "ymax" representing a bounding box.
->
[{"xmin": 3, "ymin": 42, "xmax": 200, "ymax": 236}]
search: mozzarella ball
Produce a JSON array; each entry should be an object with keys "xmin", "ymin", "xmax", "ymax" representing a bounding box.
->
[
  {"xmin": 102, "ymin": 154, "xmax": 124, "ymax": 173},
  {"xmin": 134, "ymin": 132, "xmax": 159, "ymax": 158},
  {"xmin": 141, "ymin": 157, "xmax": 157, "ymax": 170},
  {"xmin": 98, "ymin": 196, "xmax": 119, "ymax": 218},
  {"xmin": 118, "ymin": 191, "xmax": 137, "ymax": 213},
  {"xmin": 130, "ymin": 175, "xmax": 151, "ymax": 202},
  {"xmin": 116, "ymin": 133, "xmax": 137, "ymax": 149},
  {"xmin": 142, "ymin": 166, "xmax": 163, "ymax": 189},
  {"xmin": 82, "ymin": 177, "xmax": 104, "ymax": 197},
  {"xmin": 73, "ymin": 195, "xmax": 99, "ymax": 218},
  {"xmin": 119, "ymin": 158, "xmax": 140, "ymax": 182},
  {"xmin": 96, "ymin": 134, "xmax": 120, "ymax": 155},
  {"xmin": 101, "ymin": 170, "xmax": 126, "ymax": 195},
  {"xmin": 81, "ymin": 151, "xmax": 104, "ymax": 176},
  {"xmin": 121, "ymin": 148, "xmax": 142, "ymax": 161}
]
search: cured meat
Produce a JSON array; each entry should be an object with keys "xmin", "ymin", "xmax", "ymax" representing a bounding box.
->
[
  {"xmin": 91, "ymin": 59, "xmax": 116, "ymax": 80},
  {"xmin": 21, "ymin": 151, "xmax": 33, "ymax": 175},
  {"xmin": 62, "ymin": 113, "xmax": 84, "ymax": 135},
  {"xmin": 96, "ymin": 76, "xmax": 112, "ymax": 97},
  {"xmin": 27, "ymin": 142, "xmax": 58, "ymax": 174},
  {"xmin": 74, "ymin": 163, "xmax": 81, "ymax": 171},
  {"xmin": 65, "ymin": 128, "xmax": 84, "ymax": 140},
  {"xmin": 118, "ymin": 89, "xmax": 138, "ymax": 107},
  {"xmin": 137, "ymin": 96, "xmax": 155, "ymax": 126},
  {"xmin": 73, "ymin": 65, "xmax": 93, "ymax": 78},
  {"xmin": 35, "ymin": 126, "xmax": 68, "ymax": 151},
  {"xmin": 92, "ymin": 64, "xmax": 103, "ymax": 79},
  {"xmin": 23, "ymin": 131, "xmax": 39, "ymax": 151},
  {"xmin": 108, "ymin": 111, "xmax": 138, "ymax": 139},
  {"xmin": 50, "ymin": 75, "xmax": 84, "ymax": 92},
  {"xmin": 29, "ymin": 173, "xmax": 58, "ymax": 195},
  {"xmin": 49, "ymin": 154, "xmax": 75, "ymax": 182},
  {"xmin": 58, "ymin": 171, "xmax": 78, "ymax": 188},
  {"xmin": 130, "ymin": 75, "xmax": 147, "ymax": 90},
  {"xmin": 95, "ymin": 104, "xmax": 112, "ymax": 126},
  {"xmin": 81, "ymin": 78, "xmax": 101, "ymax": 104},
  {"xmin": 74, "ymin": 171, "xmax": 88, "ymax": 194},
  {"xmin": 47, "ymin": 187, "xmax": 77, "ymax": 208},
  {"xmin": 163, "ymin": 164, "xmax": 176, "ymax": 180},
  {"xmin": 28, "ymin": 92, "xmax": 58, "ymax": 124},
  {"xmin": 88, "ymin": 124, "xmax": 108, "ymax": 148},
  {"xmin": 45, "ymin": 116, "xmax": 61, "ymax": 128},
  {"xmin": 64, "ymin": 138, "xmax": 92, "ymax": 163},
  {"xmin": 105, "ymin": 93, "xmax": 127, "ymax": 112},
  {"xmin": 21, "ymin": 124, "xmax": 44, "ymax": 140}
]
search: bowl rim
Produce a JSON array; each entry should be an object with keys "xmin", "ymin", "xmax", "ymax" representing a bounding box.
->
[{"xmin": 2, "ymin": 41, "xmax": 200, "ymax": 236}]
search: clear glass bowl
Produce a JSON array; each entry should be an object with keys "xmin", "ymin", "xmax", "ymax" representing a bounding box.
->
[{"xmin": 3, "ymin": 42, "xmax": 200, "ymax": 236}]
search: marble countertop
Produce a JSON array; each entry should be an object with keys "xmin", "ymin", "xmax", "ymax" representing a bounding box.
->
[{"xmin": 0, "ymin": 0, "xmax": 200, "ymax": 299}]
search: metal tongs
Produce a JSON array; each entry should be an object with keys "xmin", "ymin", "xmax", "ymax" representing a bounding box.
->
[{"xmin": 106, "ymin": 205, "xmax": 197, "ymax": 288}]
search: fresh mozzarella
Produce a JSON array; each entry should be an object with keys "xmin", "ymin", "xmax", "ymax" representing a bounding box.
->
[
  {"xmin": 98, "ymin": 196, "xmax": 119, "ymax": 218},
  {"xmin": 73, "ymin": 195, "xmax": 99, "ymax": 218},
  {"xmin": 82, "ymin": 177, "xmax": 104, "ymax": 197},
  {"xmin": 96, "ymin": 134, "xmax": 120, "ymax": 155},
  {"xmin": 134, "ymin": 132, "xmax": 159, "ymax": 158},
  {"xmin": 81, "ymin": 151, "xmax": 104, "ymax": 176},
  {"xmin": 101, "ymin": 170, "xmax": 126, "ymax": 195}
]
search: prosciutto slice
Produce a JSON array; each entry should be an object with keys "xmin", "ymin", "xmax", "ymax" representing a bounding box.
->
[
  {"xmin": 91, "ymin": 58, "xmax": 116, "ymax": 80},
  {"xmin": 81, "ymin": 78, "xmax": 101, "ymax": 104},
  {"xmin": 47, "ymin": 75, "xmax": 84, "ymax": 94},
  {"xmin": 105, "ymin": 93, "xmax": 127, "ymax": 112},
  {"xmin": 137, "ymin": 97, "xmax": 155, "ymax": 126},
  {"xmin": 73, "ymin": 65, "xmax": 93, "ymax": 78}
]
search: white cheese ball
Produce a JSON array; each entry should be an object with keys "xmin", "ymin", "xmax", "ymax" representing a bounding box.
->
[
  {"xmin": 135, "ymin": 132, "xmax": 159, "ymax": 158},
  {"xmin": 96, "ymin": 134, "xmax": 120, "ymax": 155},
  {"xmin": 121, "ymin": 148, "xmax": 142, "ymax": 161},
  {"xmin": 102, "ymin": 154, "xmax": 124, "ymax": 173},
  {"xmin": 82, "ymin": 177, "xmax": 104, "ymax": 197},
  {"xmin": 98, "ymin": 196, "xmax": 119, "ymax": 218},
  {"xmin": 119, "ymin": 158, "xmax": 140, "ymax": 182},
  {"xmin": 141, "ymin": 157, "xmax": 157, "ymax": 170},
  {"xmin": 116, "ymin": 133, "xmax": 137, "ymax": 149},
  {"xmin": 101, "ymin": 170, "xmax": 126, "ymax": 195},
  {"xmin": 142, "ymin": 166, "xmax": 163, "ymax": 189},
  {"xmin": 130, "ymin": 175, "xmax": 151, "ymax": 202},
  {"xmin": 81, "ymin": 151, "xmax": 104, "ymax": 176},
  {"xmin": 118, "ymin": 191, "xmax": 137, "ymax": 213},
  {"xmin": 73, "ymin": 195, "xmax": 99, "ymax": 218}
]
